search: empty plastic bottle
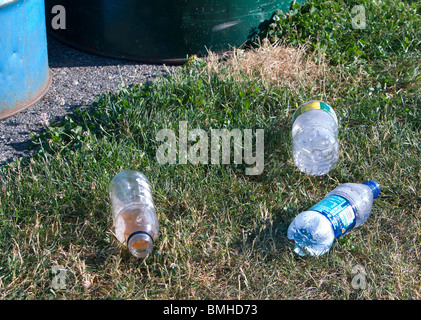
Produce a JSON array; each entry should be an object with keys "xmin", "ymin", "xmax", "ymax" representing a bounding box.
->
[
  {"xmin": 109, "ymin": 170, "xmax": 159, "ymax": 258},
  {"xmin": 287, "ymin": 180, "xmax": 380, "ymax": 256},
  {"xmin": 292, "ymin": 100, "xmax": 339, "ymax": 176}
]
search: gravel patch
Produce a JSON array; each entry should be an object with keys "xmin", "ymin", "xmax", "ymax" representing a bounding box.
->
[{"xmin": 0, "ymin": 35, "xmax": 178, "ymax": 165}]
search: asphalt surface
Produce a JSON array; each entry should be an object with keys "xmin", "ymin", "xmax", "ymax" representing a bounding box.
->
[{"xmin": 0, "ymin": 35, "xmax": 177, "ymax": 165}]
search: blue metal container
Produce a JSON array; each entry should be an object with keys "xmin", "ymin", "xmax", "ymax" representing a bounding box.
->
[{"xmin": 0, "ymin": 0, "xmax": 51, "ymax": 120}]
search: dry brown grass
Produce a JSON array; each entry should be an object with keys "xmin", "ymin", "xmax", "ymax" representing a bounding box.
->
[{"xmin": 205, "ymin": 40, "xmax": 329, "ymax": 95}]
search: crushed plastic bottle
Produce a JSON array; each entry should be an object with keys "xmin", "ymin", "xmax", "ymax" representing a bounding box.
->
[
  {"xmin": 292, "ymin": 100, "xmax": 339, "ymax": 176},
  {"xmin": 109, "ymin": 170, "xmax": 159, "ymax": 258},
  {"xmin": 287, "ymin": 180, "xmax": 380, "ymax": 256}
]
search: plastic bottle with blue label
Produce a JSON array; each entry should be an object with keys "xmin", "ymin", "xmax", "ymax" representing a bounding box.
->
[
  {"xmin": 292, "ymin": 100, "xmax": 339, "ymax": 176},
  {"xmin": 287, "ymin": 180, "xmax": 380, "ymax": 256}
]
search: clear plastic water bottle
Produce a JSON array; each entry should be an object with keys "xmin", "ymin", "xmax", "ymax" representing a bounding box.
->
[
  {"xmin": 287, "ymin": 180, "xmax": 380, "ymax": 256},
  {"xmin": 292, "ymin": 100, "xmax": 339, "ymax": 176},
  {"xmin": 109, "ymin": 170, "xmax": 159, "ymax": 258}
]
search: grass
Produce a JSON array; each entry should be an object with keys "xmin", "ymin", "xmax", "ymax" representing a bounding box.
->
[{"xmin": 0, "ymin": 0, "xmax": 420, "ymax": 299}]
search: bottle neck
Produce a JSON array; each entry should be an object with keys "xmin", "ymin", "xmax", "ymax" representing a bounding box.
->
[
  {"xmin": 127, "ymin": 231, "xmax": 154, "ymax": 258},
  {"xmin": 363, "ymin": 180, "xmax": 381, "ymax": 199}
]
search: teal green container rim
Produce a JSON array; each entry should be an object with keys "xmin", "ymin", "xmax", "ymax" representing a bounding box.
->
[{"xmin": 44, "ymin": 0, "xmax": 305, "ymax": 64}]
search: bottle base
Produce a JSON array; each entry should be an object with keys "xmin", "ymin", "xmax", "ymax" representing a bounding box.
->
[
  {"xmin": 287, "ymin": 211, "xmax": 335, "ymax": 257},
  {"xmin": 293, "ymin": 152, "xmax": 338, "ymax": 176},
  {"xmin": 294, "ymin": 163, "xmax": 336, "ymax": 176}
]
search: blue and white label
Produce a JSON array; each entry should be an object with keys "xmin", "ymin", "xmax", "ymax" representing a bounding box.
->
[{"xmin": 310, "ymin": 195, "xmax": 356, "ymax": 238}]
